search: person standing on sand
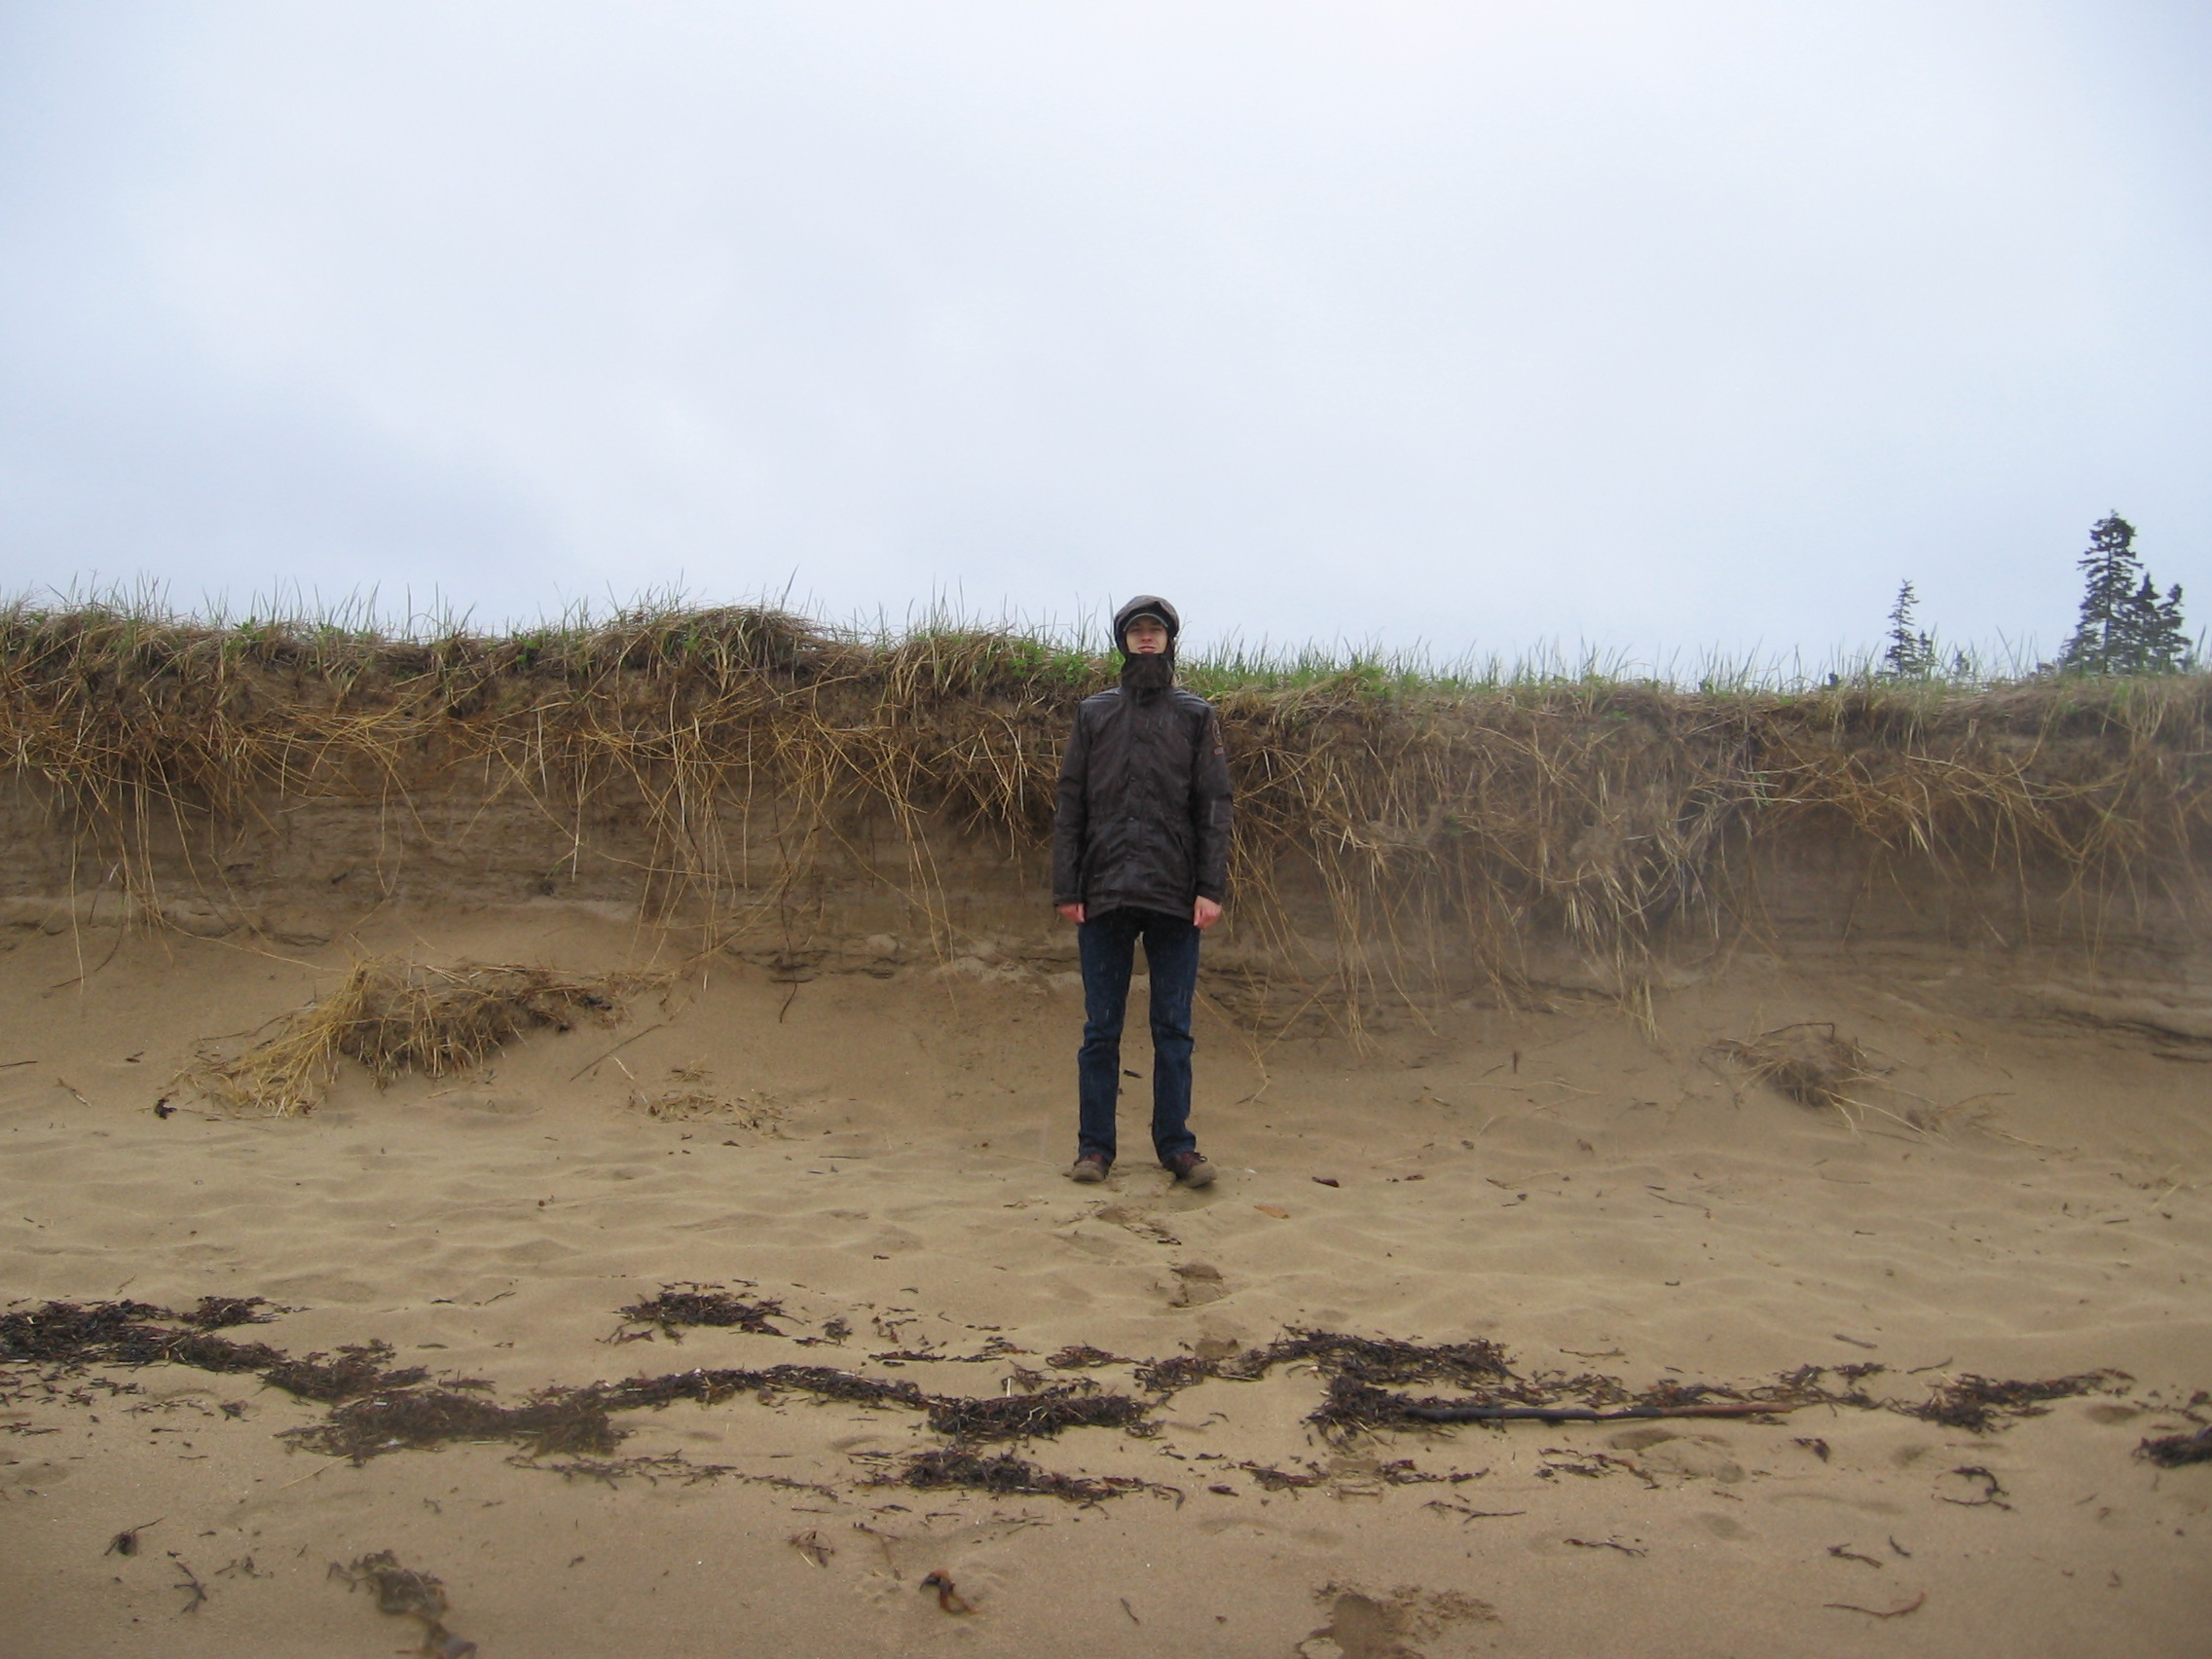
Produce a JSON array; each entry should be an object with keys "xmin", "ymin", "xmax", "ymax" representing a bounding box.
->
[{"xmin": 1051, "ymin": 595, "xmax": 1235, "ymax": 1188}]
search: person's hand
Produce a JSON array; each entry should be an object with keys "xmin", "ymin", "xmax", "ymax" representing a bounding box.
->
[
  {"xmin": 1056, "ymin": 903, "xmax": 1086, "ymax": 924},
  {"xmin": 1193, "ymin": 897, "xmax": 1223, "ymax": 930}
]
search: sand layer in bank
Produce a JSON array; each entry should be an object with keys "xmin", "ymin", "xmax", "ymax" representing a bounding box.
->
[{"xmin": 2, "ymin": 912, "xmax": 2207, "ymax": 1658}]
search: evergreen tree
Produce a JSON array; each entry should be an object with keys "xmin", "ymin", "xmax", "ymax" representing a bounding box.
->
[
  {"xmin": 2128, "ymin": 576, "xmax": 2193, "ymax": 673},
  {"xmin": 1881, "ymin": 579, "xmax": 1936, "ymax": 678},
  {"xmin": 2056, "ymin": 512, "xmax": 2192, "ymax": 674},
  {"xmin": 2059, "ymin": 513, "xmax": 2143, "ymax": 673}
]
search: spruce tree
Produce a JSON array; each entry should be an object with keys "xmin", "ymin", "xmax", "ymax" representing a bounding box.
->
[
  {"xmin": 2059, "ymin": 513, "xmax": 2143, "ymax": 674},
  {"xmin": 2129, "ymin": 576, "xmax": 2193, "ymax": 673},
  {"xmin": 1881, "ymin": 580, "xmax": 1936, "ymax": 678}
]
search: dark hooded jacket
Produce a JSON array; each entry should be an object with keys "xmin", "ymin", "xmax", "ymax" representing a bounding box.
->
[{"xmin": 1051, "ymin": 595, "xmax": 1235, "ymax": 917}]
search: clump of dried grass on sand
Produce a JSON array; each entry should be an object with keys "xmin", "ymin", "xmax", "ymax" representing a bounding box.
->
[
  {"xmin": 1711, "ymin": 1022, "xmax": 1882, "ymax": 1111},
  {"xmin": 191, "ymin": 958, "xmax": 634, "ymax": 1116},
  {"xmin": 624, "ymin": 1067, "xmax": 784, "ymax": 1129},
  {"xmin": 1707, "ymin": 1021, "xmax": 1995, "ymax": 1141}
]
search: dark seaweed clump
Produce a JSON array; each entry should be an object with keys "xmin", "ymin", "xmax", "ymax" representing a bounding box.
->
[
  {"xmin": 1122, "ymin": 1326, "xmax": 1776, "ymax": 1443},
  {"xmin": 0, "ymin": 1299, "xmax": 423, "ymax": 1402},
  {"xmin": 283, "ymin": 1352, "xmax": 1159, "ymax": 1463},
  {"xmin": 263, "ymin": 1343, "xmax": 433, "ymax": 1404},
  {"xmin": 600, "ymin": 1364, "xmax": 928, "ymax": 1414},
  {"xmin": 179, "ymin": 1297, "xmax": 278, "ymax": 1330},
  {"xmin": 592, "ymin": 1363, "xmax": 1147, "ymax": 1443},
  {"xmin": 926, "ymin": 1385, "xmax": 1151, "ymax": 1442},
  {"xmin": 331, "ymin": 1551, "xmax": 476, "ymax": 1658},
  {"xmin": 1046, "ymin": 1345, "xmax": 1126, "ymax": 1370},
  {"xmin": 1301, "ymin": 1358, "xmax": 2136, "ymax": 1444},
  {"xmin": 870, "ymin": 1336, "xmax": 1028, "ymax": 1364},
  {"xmin": 290, "ymin": 1385, "xmax": 620, "ymax": 1460},
  {"xmin": 2137, "ymin": 1425, "xmax": 2212, "ymax": 1467},
  {"xmin": 1908, "ymin": 1371, "xmax": 2130, "ymax": 1433},
  {"xmin": 1293, "ymin": 1357, "xmax": 1896, "ymax": 1444},
  {"xmin": 887, "ymin": 1448, "xmax": 1144, "ymax": 1503},
  {"xmin": 0, "ymin": 1299, "xmax": 267, "ymax": 1366},
  {"xmin": 618, "ymin": 1285, "xmax": 786, "ymax": 1338},
  {"xmin": 1129, "ymin": 1328, "xmax": 1513, "ymax": 1396},
  {"xmin": 334, "ymin": 1550, "xmax": 451, "ymax": 1618}
]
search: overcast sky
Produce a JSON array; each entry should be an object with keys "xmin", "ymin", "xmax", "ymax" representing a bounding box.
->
[{"xmin": 2, "ymin": 2, "xmax": 2206, "ymax": 664}]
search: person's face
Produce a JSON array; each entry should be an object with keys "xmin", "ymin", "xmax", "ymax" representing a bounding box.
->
[{"xmin": 1124, "ymin": 617, "xmax": 1170, "ymax": 655}]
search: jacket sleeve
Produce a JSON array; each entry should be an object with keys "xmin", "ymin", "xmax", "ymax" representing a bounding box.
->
[
  {"xmin": 1051, "ymin": 706, "xmax": 1092, "ymax": 906},
  {"xmin": 1192, "ymin": 708, "xmax": 1234, "ymax": 903}
]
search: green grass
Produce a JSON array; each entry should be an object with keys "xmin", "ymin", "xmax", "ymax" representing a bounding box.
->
[{"xmin": 0, "ymin": 582, "xmax": 2194, "ymax": 702}]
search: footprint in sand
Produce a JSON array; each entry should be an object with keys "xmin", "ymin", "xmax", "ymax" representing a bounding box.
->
[
  {"xmin": 1607, "ymin": 1426, "xmax": 1745, "ymax": 1484},
  {"xmin": 1167, "ymin": 1260, "xmax": 1229, "ymax": 1307},
  {"xmin": 1095, "ymin": 1202, "xmax": 1181, "ymax": 1245},
  {"xmin": 1299, "ymin": 1582, "xmax": 1497, "ymax": 1659}
]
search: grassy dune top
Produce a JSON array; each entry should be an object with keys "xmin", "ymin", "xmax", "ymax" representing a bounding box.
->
[{"xmin": 2, "ymin": 602, "xmax": 2205, "ymax": 970}]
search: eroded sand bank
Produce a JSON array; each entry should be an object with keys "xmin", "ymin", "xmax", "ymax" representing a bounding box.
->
[{"xmin": 2, "ymin": 911, "xmax": 2207, "ymax": 1658}]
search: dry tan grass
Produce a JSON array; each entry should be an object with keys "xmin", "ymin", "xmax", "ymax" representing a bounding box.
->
[
  {"xmin": 190, "ymin": 958, "xmax": 633, "ymax": 1116},
  {"xmin": 5, "ymin": 606, "xmax": 2206, "ymax": 1032},
  {"xmin": 1711, "ymin": 1023, "xmax": 1882, "ymax": 1111},
  {"xmin": 625, "ymin": 1088, "xmax": 784, "ymax": 1130}
]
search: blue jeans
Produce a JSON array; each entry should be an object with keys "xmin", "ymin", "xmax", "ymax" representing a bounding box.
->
[{"xmin": 1076, "ymin": 907, "xmax": 1200, "ymax": 1167}]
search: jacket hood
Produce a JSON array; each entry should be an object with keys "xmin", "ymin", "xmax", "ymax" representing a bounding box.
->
[{"xmin": 1112, "ymin": 594, "xmax": 1181, "ymax": 657}]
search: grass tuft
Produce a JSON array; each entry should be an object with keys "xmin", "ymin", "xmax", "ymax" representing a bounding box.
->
[{"xmin": 188, "ymin": 959, "xmax": 634, "ymax": 1116}]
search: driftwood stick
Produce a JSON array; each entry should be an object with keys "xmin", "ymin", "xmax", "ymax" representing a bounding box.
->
[{"xmin": 1399, "ymin": 1399, "xmax": 1811, "ymax": 1423}]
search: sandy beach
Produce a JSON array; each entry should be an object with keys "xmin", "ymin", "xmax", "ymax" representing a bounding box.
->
[{"xmin": 4, "ymin": 907, "xmax": 2206, "ymax": 1658}]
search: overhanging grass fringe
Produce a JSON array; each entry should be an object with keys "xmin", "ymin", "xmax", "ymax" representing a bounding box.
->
[{"xmin": 4, "ymin": 603, "xmax": 2205, "ymax": 1027}]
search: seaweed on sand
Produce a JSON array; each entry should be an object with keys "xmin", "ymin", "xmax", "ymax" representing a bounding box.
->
[
  {"xmin": 333, "ymin": 1550, "xmax": 451, "ymax": 1619},
  {"xmin": 869, "ymin": 1336, "xmax": 1028, "ymax": 1364},
  {"xmin": 1240, "ymin": 1460, "xmax": 1330, "ymax": 1491},
  {"xmin": 596, "ymin": 1364, "xmax": 928, "ymax": 1414},
  {"xmin": 2137, "ymin": 1425, "xmax": 2212, "ymax": 1467},
  {"xmin": 1130, "ymin": 1328, "xmax": 1513, "ymax": 1395},
  {"xmin": 287, "ymin": 1356, "xmax": 1155, "ymax": 1463},
  {"xmin": 592, "ymin": 1363, "xmax": 1150, "ymax": 1440},
  {"xmin": 1046, "ymin": 1345, "xmax": 1127, "ymax": 1370},
  {"xmin": 1190, "ymin": 1343, "xmax": 1897, "ymax": 1444},
  {"xmin": 262, "ymin": 1343, "xmax": 434, "ymax": 1404},
  {"xmin": 516, "ymin": 1453, "xmax": 838, "ymax": 1494},
  {"xmin": 1300, "ymin": 1355, "xmax": 2136, "ymax": 1444},
  {"xmin": 288, "ymin": 1385, "xmax": 621, "ymax": 1460},
  {"xmin": 331, "ymin": 1551, "xmax": 476, "ymax": 1659},
  {"xmin": 617, "ymin": 1284, "xmax": 788, "ymax": 1339},
  {"xmin": 0, "ymin": 1299, "xmax": 424, "ymax": 1401},
  {"xmin": 1906, "ymin": 1371, "xmax": 2130, "ymax": 1433},
  {"xmin": 2, "ymin": 1301, "xmax": 216, "ymax": 1366},
  {"xmin": 177, "ymin": 1297, "xmax": 277, "ymax": 1330},
  {"xmin": 925, "ymin": 1386, "xmax": 1151, "ymax": 1442},
  {"xmin": 882, "ymin": 1448, "xmax": 1148, "ymax": 1504}
]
